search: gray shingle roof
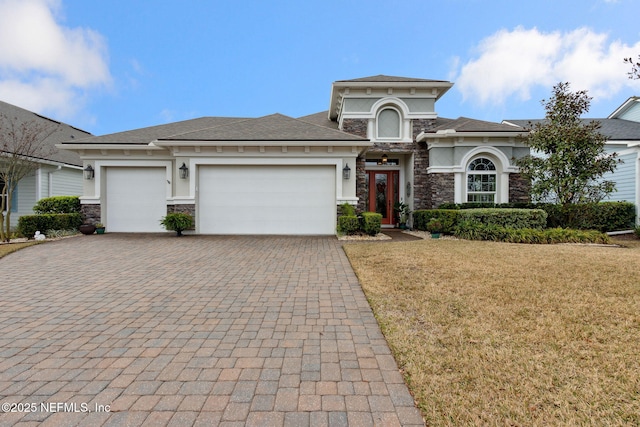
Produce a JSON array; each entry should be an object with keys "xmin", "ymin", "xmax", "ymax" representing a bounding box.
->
[
  {"xmin": 297, "ymin": 111, "xmax": 339, "ymax": 130},
  {"xmin": 71, "ymin": 117, "xmax": 247, "ymax": 144},
  {"xmin": 163, "ymin": 113, "xmax": 367, "ymax": 141},
  {"xmin": 505, "ymin": 118, "xmax": 640, "ymax": 141},
  {"xmin": 0, "ymin": 100, "xmax": 90, "ymax": 166},
  {"xmin": 427, "ymin": 117, "xmax": 525, "ymax": 133}
]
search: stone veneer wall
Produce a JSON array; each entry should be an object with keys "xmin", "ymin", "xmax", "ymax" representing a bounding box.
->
[
  {"xmin": 355, "ymin": 157, "xmax": 367, "ymax": 213},
  {"xmin": 167, "ymin": 204, "xmax": 196, "ymax": 218},
  {"xmin": 428, "ymin": 173, "xmax": 455, "ymax": 208},
  {"xmin": 509, "ymin": 173, "xmax": 531, "ymax": 203},
  {"xmin": 341, "ymin": 119, "xmax": 368, "ymax": 138},
  {"xmin": 81, "ymin": 204, "xmax": 101, "ymax": 225},
  {"xmin": 412, "ymin": 119, "xmax": 437, "ymax": 209}
]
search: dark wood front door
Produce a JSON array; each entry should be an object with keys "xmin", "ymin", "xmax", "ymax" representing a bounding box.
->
[{"xmin": 366, "ymin": 170, "xmax": 399, "ymax": 225}]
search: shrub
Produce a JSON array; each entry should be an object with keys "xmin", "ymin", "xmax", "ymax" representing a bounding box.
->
[
  {"xmin": 360, "ymin": 212, "xmax": 382, "ymax": 236},
  {"xmin": 337, "ymin": 215, "xmax": 360, "ymax": 235},
  {"xmin": 339, "ymin": 202, "xmax": 356, "ymax": 217},
  {"xmin": 542, "ymin": 202, "xmax": 636, "ymax": 232},
  {"xmin": 453, "ymin": 222, "xmax": 610, "ymax": 244},
  {"xmin": 414, "ymin": 210, "xmax": 459, "ymax": 233},
  {"xmin": 160, "ymin": 213, "xmax": 194, "ymax": 236},
  {"xmin": 426, "ymin": 219, "xmax": 443, "ymax": 233},
  {"xmin": 17, "ymin": 213, "xmax": 83, "ymax": 238},
  {"xmin": 33, "ymin": 196, "xmax": 81, "ymax": 214},
  {"xmin": 457, "ymin": 208, "xmax": 547, "ymax": 230},
  {"xmin": 635, "ymin": 226, "xmax": 640, "ymax": 238}
]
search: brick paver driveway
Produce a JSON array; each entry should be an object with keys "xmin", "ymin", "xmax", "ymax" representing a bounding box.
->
[{"xmin": 0, "ymin": 235, "xmax": 424, "ymax": 426}]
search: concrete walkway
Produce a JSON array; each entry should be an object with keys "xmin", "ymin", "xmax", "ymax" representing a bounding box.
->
[{"xmin": 0, "ymin": 235, "xmax": 424, "ymax": 426}]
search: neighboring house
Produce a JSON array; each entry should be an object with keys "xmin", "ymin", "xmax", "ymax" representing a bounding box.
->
[
  {"xmin": 0, "ymin": 101, "xmax": 91, "ymax": 228},
  {"xmin": 505, "ymin": 96, "xmax": 640, "ymax": 224},
  {"xmin": 58, "ymin": 75, "xmax": 530, "ymax": 235}
]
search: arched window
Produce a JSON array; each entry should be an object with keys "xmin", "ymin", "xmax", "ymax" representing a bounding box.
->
[
  {"xmin": 466, "ymin": 157, "xmax": 497, "ymax": 202},
  {"xmin": 377, "ymin": 108, "xmax": 400, "ymax": 139}
]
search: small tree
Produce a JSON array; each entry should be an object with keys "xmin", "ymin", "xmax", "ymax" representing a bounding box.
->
[
  {"xmin": 0, "ymin": 114, "xmax": 55, "ymax": 241},
  {"xmin": 160, "ymin": 213, "xmax": 194, "ymax": 236},
  {"xmin": 516, "ymin": 82, "xmax": 619, "ymax": 205}
]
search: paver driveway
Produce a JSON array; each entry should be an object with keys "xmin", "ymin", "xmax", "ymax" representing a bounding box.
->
[{"xmin": 0, "ymin": 235, "xmax": 424, "ymax": 426}]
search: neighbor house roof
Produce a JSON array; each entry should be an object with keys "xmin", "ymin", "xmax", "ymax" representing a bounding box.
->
[
  {"xmin": 504, "ymin": 118, "xmax": 640, "ymax": 141},
  {"xmin": 67, "ymin": 113, "xmax": 367, "ymax": 146},
  {"xmin": 0, "ymin": 100, "xmax": 90, "ymax": 166}
]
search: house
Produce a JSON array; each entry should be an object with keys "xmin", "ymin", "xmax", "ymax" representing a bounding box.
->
[
  {"xmin": 0, "ymin": 100, "xmax": 91, "ymax": 228},
  {"xmin": 58, "ymin": 75, "xmax": 530, "ymax": 235},
  {"xmin": 505, "ymin": 96, "xmax": 640, "ymax": 224}
]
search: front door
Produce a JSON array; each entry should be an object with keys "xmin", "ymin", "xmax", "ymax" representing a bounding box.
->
[{"xmin": 366, "ymin": 170, "xmax": 399, "ymax": 225}]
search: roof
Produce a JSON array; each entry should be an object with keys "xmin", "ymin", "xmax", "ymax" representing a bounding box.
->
[
  {"xmin": 504, "ymin": 118, "xmax": 640, "ymax": 141},
  {"xmin": 427, "ymin": 117, "xmax": 526, "ymax": 133},
  {"xmin": 162, "ymin": 113, "xmax": 367, "ymax": 141},
  {"xmin": 335, "ymin": 75, "xmax": 451, "ymax": 84},
  {"xmin": 297, "ymin": 111, "xmax": 339, "ymax": 130},
  {"xmin": 68, "ymin": 113, "xmax": 367, "ymax": 145},
  {"xmin": 0, "ymin": 100, "xmax": 90, "ymax": 166}
]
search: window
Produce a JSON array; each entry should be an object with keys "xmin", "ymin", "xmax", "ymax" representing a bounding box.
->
[
  {"xmin": 467, "ymin": 158, "xmax": 496, "ymax": 202},
  {"xmin": 377, "ymin": 108, "xmax": 400, "ymax": 139}
]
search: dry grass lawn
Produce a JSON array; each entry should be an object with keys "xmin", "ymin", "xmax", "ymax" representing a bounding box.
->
[
  {"xmin": 0, "ymin": 241, "xmax": 38, "ymax": 259},
  {"xmin": 344, "ymin": 236, "xmax": 640, "ymax": 426}
]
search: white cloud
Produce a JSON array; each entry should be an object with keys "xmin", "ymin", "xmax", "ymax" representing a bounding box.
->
[
  {"xmin": 454, "ymin": 26, "xmax": 640, "ymax": 106},
  {"xmin": 0, "ymin": 0, "xmax": 111, "ymax": 119}
]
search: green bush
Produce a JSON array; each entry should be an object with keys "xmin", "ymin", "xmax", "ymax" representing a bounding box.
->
[
  {"xmin": 413, "ymin": 210, "xmax": 459, "ymax": 233},
  {"xmin": 160, "ymin": 213, "xmax": 194, "ymax": 236},
  {"xmin": 337, "ymin": 215, "xmax": 360, "ymax": 235},
  {"xmin": 339, "ymin": 202, "xmax": 356, "ymax": 217},
  {"xmin": 33, "ymin": 196, "xmax": 81, "ymax": 214},
  {"xmin": 634, "ymin": 226, "xmax": 640, "ymax": 238},
  {"xmin": 360, "ymin": 212, "xmax": 382, "ymax": 236},
  {"xmin": 454, "ymin": 222, "xmax": 610, "ymax": 244},
  {"xmin": 457, "ymin": 208, "xmax": 547, "ymax": 230},
  {"xmin": 542, "ymin": 202, "xmax": 636, "ymax": 232},
  {"xmin": 17, "ymin": 213, "xmax": 83, "ymax": 238}
]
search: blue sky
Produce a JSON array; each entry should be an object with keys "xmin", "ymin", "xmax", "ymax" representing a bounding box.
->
[{"xmin": 1, "ymin": 0, "xmax": 640, "ymax": 136}]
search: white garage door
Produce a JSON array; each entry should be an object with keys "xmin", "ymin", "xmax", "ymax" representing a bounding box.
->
[
  {"xmin": 106, "ymin": 167, "xmax": 167, "ymax": 232},
  {"xmin": 199, "ymin": 165, "xmax": 336, "ymax": 235}
]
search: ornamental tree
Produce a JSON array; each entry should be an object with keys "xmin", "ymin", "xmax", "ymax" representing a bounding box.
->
[
  {"xmin": 0, "ymin": 114, "xmax": 55, "ymax": 241},
  {"xmin": 516, "ymin": 82, "xmax": 619, "ymax": 205}
]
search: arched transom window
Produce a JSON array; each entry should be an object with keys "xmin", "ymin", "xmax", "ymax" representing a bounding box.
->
[
  {"xmin": 377, "ymin": 108, "xmax": 400, "ymax": 139},
  {"xmin": 467, "ymin": 157, "xmax": 497, "ymax": 202}
]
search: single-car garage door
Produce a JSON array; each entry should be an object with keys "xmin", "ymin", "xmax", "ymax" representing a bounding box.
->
[
  {"xmin": 199, "ymin": 165, "xmax": 336, "ymax": 235},
  {"xmin": 105, "ymin": 167, "xmax": 167, "ymax": 232}
]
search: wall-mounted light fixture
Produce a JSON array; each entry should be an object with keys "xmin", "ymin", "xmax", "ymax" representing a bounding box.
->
[
  {"xmin": 406, "ymin": 181, "xmax": 412, "ymax": 197},
  {"xmin": 381, "ymin": 154, "xmax": 388, "ymax": 165},
  {"xmin": 342, "ymin": 163, "xmax": 351, "ymax": 180},
  {"xmin": 179, "ymin": 163, "xmax": 189, "ymax": 179},
  {"xmin": 83, "ymin": 165, "xmax": 94, "ymax": 180}
]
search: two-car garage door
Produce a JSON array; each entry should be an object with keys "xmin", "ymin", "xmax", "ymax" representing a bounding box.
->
[{"xmin": 198, "ymin": 165, "xmax": 336, "ymax": 235}]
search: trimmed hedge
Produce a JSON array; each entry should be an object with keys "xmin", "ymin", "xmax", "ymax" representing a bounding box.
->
[
  {"xmin": 413, "ymin": 210, "xmax": 459, "ymax": 234},
  {"xmin": 360, "ymin": 212, "xmax": 382, "ymax": 236},
  {"xmin": 543, "ymin": 202, "xmax": 636, "ymax": 232},
  {"xmin": 438, "ymin": 201, "xmax": 636, "ymax": 232},
  {"xmin": 337, "ymin": 215, "xmax": 360, "ymax": 235},
  {"xmin": 457, "ymin": 208, "xmax": 547, "ymax": 230},
  {"xmin": 17, "ymin": 213, "xmax": 83, "ymax": 238},
  {"xmin": 33, "ymin": 196, "xmax": 81, "ymax": 214},
  {"xmin": 454, "ymin": 222, "xmax": 611, "ymax": 244},
  {"xmin": 414, "ymin": 208, "xmax": 547, "ymax": 233}
]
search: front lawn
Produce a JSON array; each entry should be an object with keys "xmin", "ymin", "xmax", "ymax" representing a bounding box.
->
[
  {"xmin": 344, "ymin": 236, "xmax": 640, "ymax": 426},
  {"xmin": 0, "ymin": 241, "xmax": 39, "ymax": 259}
]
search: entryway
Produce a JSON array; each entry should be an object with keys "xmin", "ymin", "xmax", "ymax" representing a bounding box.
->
[{"xmin": 366, "ymin": 170, "xmax": 399, "ymax": 225}]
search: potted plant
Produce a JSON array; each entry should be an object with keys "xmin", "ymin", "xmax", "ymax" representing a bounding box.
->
[
  {"xmin": 426, "ymin": 218, "xmax": 443, "ymax": 239},
  {"xmin": 79, "ymin": 224, "xmax": 96, "ymax": 235},
  {"xmin": 95, "ymin": 223, "xmax": 106, "ymax": 234},
  {"xmin": 160, "ymin": 213, "xmax": 194, "ymax": 237},
  {"xmin": 393, "ymin": 201, "xmax": 411, "ymax": 229}
]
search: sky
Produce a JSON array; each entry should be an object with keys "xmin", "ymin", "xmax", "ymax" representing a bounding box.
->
[{"xmin": 1, "ymin": 0, "xmax": 640, "ymax": 136}]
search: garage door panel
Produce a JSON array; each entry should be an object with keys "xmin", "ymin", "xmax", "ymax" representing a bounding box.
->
[
  {"xmin": 199, "ymin": 165, "xmax": 335, "ymax": 235},
  {"xmin": 106, "ymin": 167, "xmax": 166, "ymax": 232}
]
